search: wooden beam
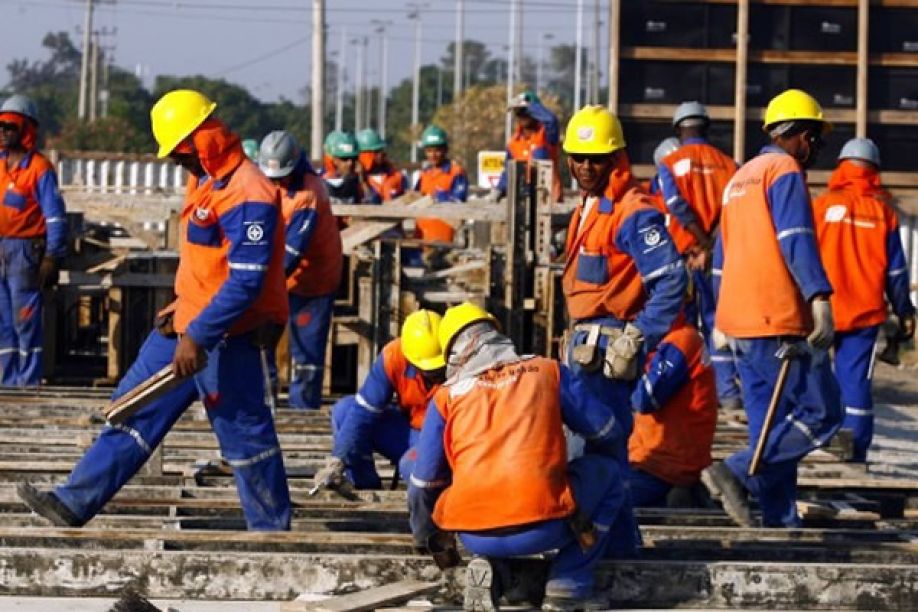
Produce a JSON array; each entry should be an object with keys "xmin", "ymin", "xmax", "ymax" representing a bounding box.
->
[
  {"xmin": 734, "ymin": 0, "xmax": 750, "ymax": 162},
  {"xmin": 856, "ymin": 0, "xmax": 870, "ymax": 138},
  {"xmin": 332, "ymin": 201, "xmax": 504, "ymax": 222},
  {"xmin": 281, "ymin": 580, "xmax": 439, "ymax": 612},
  {"xmin": 620, "ymin": 46, "xmax": 918, "ymax": 68}
]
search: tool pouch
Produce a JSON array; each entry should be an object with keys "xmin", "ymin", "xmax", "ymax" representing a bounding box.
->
[
  {"xmin": 571, "ymin": 324, "xmax": 601, "ymax": 372},
  {"xmin": 603, "ymin": 328, "xmax": 639, "ymax": 381}
]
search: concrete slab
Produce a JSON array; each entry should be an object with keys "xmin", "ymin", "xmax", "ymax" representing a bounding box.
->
[{"xmin": 0, "ymin": 597, "xmax": 280, "ymax": 611}]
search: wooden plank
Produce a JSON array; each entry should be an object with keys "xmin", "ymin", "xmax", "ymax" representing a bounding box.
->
[
  {"xmin": 621, "ymin": 46, "xmax": 918, "ymax": 68},
  {"xmin": 281, "ymin": 580, "xmax": 439, "ymax": 612},
  {"xmin": 856, "ymin": 0, "xmax": 869, "ymax": 138},
  {"xmin": 106, "ymin": 287, "xmax": 122, "ymax": 380},
  {"xmin": 332, "ymin": 201, "xmax": 504, "ymax": 223},
  {"xmin": 734, "ymin": 0, "xmax": 749, "ymax": 162}
]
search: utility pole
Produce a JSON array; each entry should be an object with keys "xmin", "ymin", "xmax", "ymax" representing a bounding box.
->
[
  {"xmin": 310, "ymin": 0, "xmax": 325, "ymax": 161},
  {"xmin": 89, "ymin": 32, "xmax": 100, "ymax": 121},
  {"xmin": 78, "ymin": 0, "xmax": 94, "ymax": 121},
  {"xmin": 371, "ymin": 20, "xmax": 391, "ymax": 137},
  {"xmin": 335, "ymin": 28, "xmax": 346, "ymax": 131},
  {"xmin": 354, "ymin": 36, "xmax": 365, "ymax": 133},
  {"xmin": 506, "ymin": 0, "xmax": 517, "ymax": 142},
  {"xmin": 363, "ymin": 36, "xmax": 371, "ymax": 131},
  {"xmin": 591, "ymin": 0, "xmax": 600, "ymax": 104},
  {"xmin": 408, "ymin": 5, "xmax": 425, "ymax": 163},
  {"xmin": 453, "ymin": 0, "xmax": 464, "ymax": 102},
  {"xmin": 607, "ymin": 0, "xmax": 621, "ymax": 112},
  {"xmin": 574, "ymin": 0, "xmax": 583, "ymax": 111},
  {"xmin": 437, "ymin": 67, "xmax": 443, "ymax": 108},
  {"xmin": 515, "ymin": 0, "xmax": 523, "ymax": 85},
  {"xmin": 537, "ymin": 33, "xmax": 553, "ymax": 95}
]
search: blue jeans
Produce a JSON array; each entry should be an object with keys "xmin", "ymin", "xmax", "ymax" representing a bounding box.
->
[
  {"xmin": 331, "ymin": 396, "xmax": 418, "ymax": 489},
  {"xmin": 0, "ymin": 237, "xmax": 43, "ymax": 386},
  {"xmin": 834, "ymin": 326, "xmax": 879, "ymax": 462},
  {"xmin": 459, "ymin": 455, "xmax": 624, "ymax": 600},
  {"xmin": 725, "ymin": 337, "xmax": 841, "ymax": 527},
  {"xmin": 55, "ymin": 331, "xmax": 292, "ymax": 530},
  {"xmin": 288, "ymin": 292, "xmax": 335, "ymax": 409}
]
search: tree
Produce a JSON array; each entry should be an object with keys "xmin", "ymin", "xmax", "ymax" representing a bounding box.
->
[{"xmin": 440, "ymin": 40, "xmax": 493, "ymax": 93}]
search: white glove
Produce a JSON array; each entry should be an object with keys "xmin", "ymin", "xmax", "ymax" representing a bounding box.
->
[
  {"xmin": 313, "ymin": 456, "xmax": 346, "ymax": 491},
  {"xmin": 604, "ymin": 323, "xmax": 644, "ymax": 380},
  {"xmin": 807, "ymin": 298, "xmax": 835, "ymax": 350},
  {"xmin": 712, "ymin": 327, "xmax": 730, "ymax": 352},
  {"xmin": 486, "ymin": 188, "xmax": 503, "ymax": 203}
]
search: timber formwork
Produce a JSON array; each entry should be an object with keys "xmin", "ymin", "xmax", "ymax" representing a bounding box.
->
[{"xmin": 0, "ymin": 381, "xmax": 916, "ymax": 609}]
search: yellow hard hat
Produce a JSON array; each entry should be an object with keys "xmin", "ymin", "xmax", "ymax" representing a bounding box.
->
[
  {"xmin": 438, "ymin": 302, "xmax": 497, "ymax": 357},
  {"xmin": 401, "ymin": 310, "xmax": 446, "ymax": 371},
  {"xmin": 563, "ymin": 105, "xmax": 626, "ymax": 155},
  {"xmin": 150, "ymin": 89, "xmax": 217, "ymax": 158},
  {"xmin": 763, "ymin": 89, "xmax": 831, "ymax": 134}
]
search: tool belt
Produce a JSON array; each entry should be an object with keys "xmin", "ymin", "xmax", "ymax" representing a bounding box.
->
[{"xmin": 568, "ymin": 322, "xmax": 625, "ymax": 376}]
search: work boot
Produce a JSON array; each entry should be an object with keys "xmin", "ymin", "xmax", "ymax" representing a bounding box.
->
[
  {"xmin": 700, "ymin": 462, "xmax": 754, "ymax": 527},
  {"xmin": 16, "ymin": 482, "xmax": 84, "ymax": 527},
  {"xmin": 541, "ymin": 594, "xmax": 608, "ymax": 611},
  {"xmin": 464, "ymin": 556, "xmax": 500, "ymax": 611}
]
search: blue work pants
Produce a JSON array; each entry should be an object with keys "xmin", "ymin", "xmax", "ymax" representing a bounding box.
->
[
  {"xmin": 834, "ymin": 325, "xmax": 880, "ymax": 462},
  {"xmin": 288, "ymin": 292, "xmax": 335, "ymax": 409},
  {"xmin": 331, "ymin": 396, "xmax": 418, "ymax": 489},
  {"xmin": 0, "ymin": 237, "xmax": 44, "ymax": 386},
  {"xmin": 692, "ymin": 268, "xmax": 742, "ymax": 403},
  {"xmin": 54, "ymin": 331, "xmax": 292, "ymax": 530},
  {"xmin": 627, "ymin": 467, "xmax": 673, "ymax": 508},
  {"xmin": 724, "ymin": 337, "xmax": 841, "ymax": 527},
  {"xmin": 458, "ymin": 455, "xmax": 624, "ymax": 600}
]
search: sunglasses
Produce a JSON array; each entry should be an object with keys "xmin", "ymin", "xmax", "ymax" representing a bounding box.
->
[
  {"xmin": 569, "ymin": 153, "xmax": 611, "ymax": 164},
  {"xmin": 804, "ymin": 131, "xmax": 824, "ymax": 149},
  {"xmin": 0, "ymin": 123, "xmax": 19, "ymax": 132}
]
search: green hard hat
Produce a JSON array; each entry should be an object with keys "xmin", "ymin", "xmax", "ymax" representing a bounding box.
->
[
  {"xmin": 324, "ymin": 130, "xmax": 358, "ymax": 159},
  {"xmin": 242, "ymin": 138, "xmax": 259, "ymax": 160},
  {"xmin": 356, "ymin": 128, "xmax": 386, "ymax": 152},
  {"xmin": 420, "ymin": 125, "xmax": 448, "ymax": 148},
  {"xmin": 509, "ymin": 89, "xmax": 541, "ymax": 110}
]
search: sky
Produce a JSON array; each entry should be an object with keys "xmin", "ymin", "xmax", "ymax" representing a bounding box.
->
[{"xmin": 2, "ymin": 0, "xmax": 607, "ymax": 102}]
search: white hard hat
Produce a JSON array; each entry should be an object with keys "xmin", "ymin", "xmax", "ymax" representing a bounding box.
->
[
  {"xmin": 838, "ymin": 138, "xmax": 881, "ymax": 167},
  {"xmin": 0, "ymin": 94, "xmax": 39, "ymax": 124},
  {"xmin": 258, "ymin": 130, "xmax": 301, "ymax": 178},
  {"xmin": 673, "ymin": 101, "xmax": 709, "ymax": 128}
]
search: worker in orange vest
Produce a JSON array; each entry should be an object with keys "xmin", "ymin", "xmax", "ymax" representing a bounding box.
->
[
  {"xmin": 18, "ymin": 90, "xmax": 292, "ymax": 530},
  {"xmin": 414, "ymin": 125, "xmax": 468, "ymax": 240},
  {"xmin": 322, "ymin": 131, "xmax": 364, "ymax": 204},
  {"xmin": 812, "ymin": 138, "xmax": 916, "ymax": 462},
  {"xmin": 315, "ymin": 310, "xmax": 445, "ymax": 490},
  {"xmin": 658, "ymin": 102, "xmax": 741, "ymax": 409},
  {"xmin": 409, "ymin": 303, "xmax": 629, "ymax": 611},
  {"xmin": 491, "ymin": 90, "xmax": 563, "ymax": 203},
  {"xmin": 707, "ymin": 89, "xmax": 842, "ymax": 528},
  {"xmin": 0, "ymin": 95, "xmax": 68, "ymax": 386},
  {"xmin": 628, "ymin": 314, "xmax": 718, "ymax": 507},
  {"xmin": 257, "ymin": 130, "xmax": 343, "ymax": 409},
  {"xmin": 356, "ymin": 128, "xmax": 407, "ymax": 203}
]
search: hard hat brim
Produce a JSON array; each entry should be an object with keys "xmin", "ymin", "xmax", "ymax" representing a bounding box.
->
[
  {"xmin": 411, "ymin": 354, "xmax": 447, "ymax": 371},
  {"xmin": 260, "ymin": 164, "xmax": 295, "ymax": 179}
]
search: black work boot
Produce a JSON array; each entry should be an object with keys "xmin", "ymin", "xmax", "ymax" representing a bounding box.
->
[
  {"xmin": 16, "ymin": 482, "xmax": 85, "ymax": 527},
  {"xmin": 464, "ymin": 556, "xmax": 500, "ymax": 611},
  {"xmin": 700, "ymin": 461, "xmax": 754, "ymax": 527}
]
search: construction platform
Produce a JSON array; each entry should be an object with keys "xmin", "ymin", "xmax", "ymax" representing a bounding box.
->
[{"xmin": 0, "ymin": 358, "xmax": 916, "ymax": 611}]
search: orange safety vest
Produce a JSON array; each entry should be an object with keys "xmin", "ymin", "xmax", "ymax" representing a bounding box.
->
[
  {"xmin": 628, "ymin": 321, "xmax": 717, "ymax": 487},
  {"xmin": 659, "ymin": 141, "xmax": 736, "ymax": 253},
  {"xmin": 508, "ymin": 125, "xmax": 563, "ymax": 202},
  {"xmin": 381, "ymin": 339, "xmax": 439, "ymax": 429},
  {"xmin": 431, "ymin": 357, "xmax": 575, "ymax": 532},
  {"xmin": 563, "ymin": 169, "xmax": 659, "ymax": 322},
  {"xmin": 812, "ymin": 161, "xmax": 898, "ymax": 332},
  {"xmin": 715, "ymin": 152, "xmax": 812, "ymax": 338},
  {"xmin": 416, "ymin": 161, "xmax": 466, "ymax": 243},
  {"xmin": 174, "ymin": 159, "xmax": 288, "ymax": 337},
  {"xmin": 281, "ymin": 173, "xmax": 343, "ymax": 297},
  {"xmin": 359, "ymin": 152, "xmax": 406, "ymax": 203},
  {"xmin": 0, "ymin": 152, "xmax": 53, "ymax": 239}
]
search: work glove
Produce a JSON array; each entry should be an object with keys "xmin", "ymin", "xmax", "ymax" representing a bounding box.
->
[
  {"xmin": 312, "ymin": 455, "xmax": 347, "ymax": 492},
  {"xmin": 900, "ymin": 313, "xmax": 916, "ymax": 340},
  {"xmin": 426, "ymin": 530, "xmax": 461, "ymax": 570},
  {"xmin": 712, "ymin": 328, "xmax": 730, "ymax": 352},
  {"xmin": 807, "ymin": 298, "xmax": 835, "ymax": 351},
  {"xmin": 604, "ymin": 323, "xmax": 643, "ymax": 381},
  {"xmin": 486, "ymin": 188, "xmax": 503, "ymax": 203},
  {"xmin": 38, "ymin": 256, "xmax": 59, "ymax": 289}
]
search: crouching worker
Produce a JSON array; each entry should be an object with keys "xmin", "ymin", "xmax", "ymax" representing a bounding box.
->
[
  {"xmin": 628, "ymin": 315, "xmax": 718, "ymax": 507},
  {"xmin": 409, "ymin": 302, "xmax": 630, "ymax": 612},
  {"xmin": 16, "ymin": 90, "xmax": 292, "ymax": 530},
  {"xmin": 313, "ymin": 310, "xmax": 445, "ymax": 491}
]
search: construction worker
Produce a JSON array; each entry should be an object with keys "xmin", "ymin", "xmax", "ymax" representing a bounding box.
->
[
  {"xmin": 707, "ymin": 89, "xmax": 842, "ymax": 528},
  {"xmin": 812, "ymin": 138, "xmax": 916, "ymax": 462},
  {"xmin": 628, "ymin": 315, "xmax": 718, "ymax": 507},
  {"xmin": 409, "ymin": 302, "xmax": 629, "ymax": 611},
  {"xmin": 0, "ymin": 94, "xmax": 67, "ymax": 386},
  {"xmin": 561, "ymin": 106, "xmax": 686, "ymax": 556},
  {"xmin": 322, "ymin": 130, "xmax": 363, "ymax": 204},
  {"xmin": 314, "ymin": 310, "xmax": 445, "ymax": 490},
  {"xmin": 414, "ymin": 125, "xmax": 468, "ymax": 244},
  {"xmin": 257, "ymin": 130, "xmax": 343, "ymax": 410},
  {"xmin": 17, "ymin": 90, "xmax": 292, "ymax": 530},
  {"xmin": 356, "ymin": 128, "xmax": 406, "ymax": 203},
  {"xmin": 658, "ymin": 102, "xmax": 741, "ymax": 409},
  {"xmin": 491, "ymin": 90, "xmax": 562, "ymax": 203}
]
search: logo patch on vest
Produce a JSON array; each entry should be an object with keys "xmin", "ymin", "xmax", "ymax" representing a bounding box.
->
[
  {"xmin": 245, "ymin": 223, "xmax": 265, "ymax": 243},
  {"xmin": 194, "ymin": 207, "xmax": 210, "ymax": 222},
  {"xmin": 825, "ymin": 204, "xmax": 847, "ymax": 223},
  {"xmin": 644, "ymin": 228, "xmax": 662, "ymax": 247},
  {"xmin": 673, "ymin": 158, "xmax": 692, "ymax": 177}
]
